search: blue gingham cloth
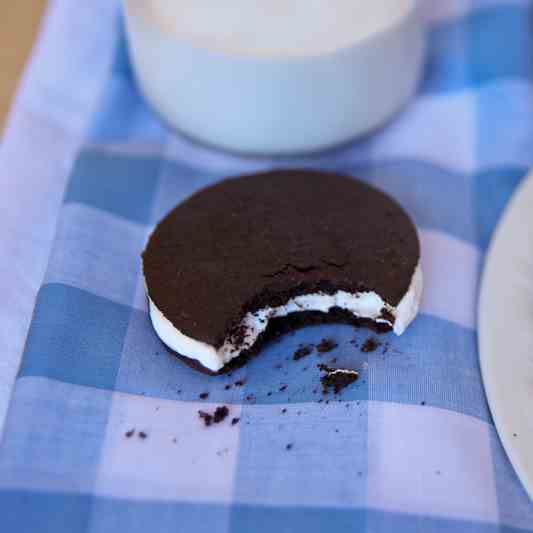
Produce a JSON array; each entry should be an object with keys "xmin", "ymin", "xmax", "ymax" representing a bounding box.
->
[{"xmin": 1, "ymin": 0, "xmax": 532, "ymax": 531}]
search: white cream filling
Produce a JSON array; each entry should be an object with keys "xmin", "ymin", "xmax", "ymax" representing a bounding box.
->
[
  {"xmin": 327, "ymin": 369, "xmax": 359, "ymax": 377},
  {"xmin": 148, "ymin": 263, "xmax": 423, "ymax": 372}
]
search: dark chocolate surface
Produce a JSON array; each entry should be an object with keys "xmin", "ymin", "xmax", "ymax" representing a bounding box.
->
[{"xmin": 143, "ymin": 170, "xmax": 419, "ymax": 349}]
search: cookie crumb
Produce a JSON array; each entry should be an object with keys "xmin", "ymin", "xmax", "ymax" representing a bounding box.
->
[
  {"xmin": 286, "ymin": 443, "xmax": 293, "ymax": 451},
  {"xmin": 316, "ymin": 338, "xmax": 338, "ymax": 353},
  {"xmin": 213, "ymin": 406, "xmax": 230, "ymax": 423},
  {"xmin": 318, "ymin": 364, "xmax": 359, "ymax": 394},
  {"xmin": 125, "ymin": 429, "xmax": 135, "ymax": 438},
  {"xmin": 361, "ymin": 337, "xmax": 380, "ymax": 353},
  {"xmin": 279, "ymin": 384, "xmax": 288, "ymax": 392},
  {"xmin": 231, "ymin": 417, "xmax": 240, "ymax": 426},
  {"xmin": 199, "ymin": 392, "xmax": 209, "ymax": 400},
  {"xmin": 138, "ymin": 431, "xmax": 148, "ymax": 439},
  {"xmin": 198, "ymin": 405, "xmax": 229, "ymax": 426},
  {"xmin": 293, "ymin": 345, "xmax": 313, "ymax": 360},
  {"xmin": 198, "ymin": 410, "xmax": 213, "ymax": 426}
]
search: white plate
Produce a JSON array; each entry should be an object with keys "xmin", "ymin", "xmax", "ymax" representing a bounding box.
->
[{"xmin": 479, "ymin": 171, "xmax": 533, "ymax": 500}]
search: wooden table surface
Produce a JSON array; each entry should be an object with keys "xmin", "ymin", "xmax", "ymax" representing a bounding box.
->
[{"xmin": 0, "ymin": 0, "xmax": 48, "ymax": 133}]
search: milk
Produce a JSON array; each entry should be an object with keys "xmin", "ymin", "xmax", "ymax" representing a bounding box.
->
[{"xmin": 145, "ymin": 0, "xmax": 413, "ymax": 56}]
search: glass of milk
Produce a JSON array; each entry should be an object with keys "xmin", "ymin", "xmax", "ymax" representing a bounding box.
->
[{"xmin": 123, "ymin": 0, "xmax": 425, "ymax": 155}]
